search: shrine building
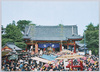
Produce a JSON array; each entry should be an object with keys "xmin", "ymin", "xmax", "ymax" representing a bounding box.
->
[{"xmin": 23, "ymin": 25, "xmax": 82, "ymax": 53}]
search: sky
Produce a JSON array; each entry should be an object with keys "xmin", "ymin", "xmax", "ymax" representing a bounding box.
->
[{"xmin": 1, "ymin": 1, "xmax": 99, "ymax": 36}]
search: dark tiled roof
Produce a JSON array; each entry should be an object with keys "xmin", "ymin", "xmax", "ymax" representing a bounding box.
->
[
  {"xmin": 23, "ymin": 25, "xmax": 82, "ymax": 41},
  {"xmin": 76, "ymin": 41, "xmax": 87, "ymax": 49},
  {"xmin": 3, "ymin": 42, "xmax": 22, "ymax": 50},
  {"xmin": 68, "ymin": 34, "xmax": 83, "ymax": 39}
]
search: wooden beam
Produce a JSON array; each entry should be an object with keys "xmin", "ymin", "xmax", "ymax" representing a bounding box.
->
[
  {"xmin": 60, "ymin": 43, "xmax": 62, "ymax": 51},
  {"xmin": 35, "ymin": 42, "xmax": 38, "ymax": 53},
  {"xmin": 74, "ymin": 41, "xmax": 76, "ymax": 53},
  {"xmin": 53, "ymin": 48, "xmax": 55, "ymax": 52},
  {"xmin": 68, "ymin": 38, "xmax": 82, "ymax": 41}
]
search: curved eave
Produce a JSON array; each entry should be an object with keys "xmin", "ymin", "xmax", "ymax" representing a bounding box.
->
[
  {"xmin": 68, "ymin": 38, "xmax": 82, "ymax": 40},
  {"xmin": 30, "ymin": 37, "xmax": 68, "ymax": 41},
  {"xmin": 23, "ymin": 36, "xmax": 30, "ymax": 39},
  {"xmin": 24, "ymin": 38, "xmax": 30, "ymax": 40},
  {"xmin": 30, "ymin": 40, "xmax": 68, "ymax": 41}
]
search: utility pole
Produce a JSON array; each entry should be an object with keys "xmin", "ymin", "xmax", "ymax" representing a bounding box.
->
[
  {"xmin": 84, "ymin": 31, "xmax": 86, "ymax": 55},
  {"xmin": 30, "ymin": 25, "xmax": 35, "ymax": 52},
  {"xmin": 60, "ymin": 23, "xmax": 63, "ymax": 51},
  {"xmin": 30, "ymin": 39, "xmax": 33, "ymax": 52},
  {"xmin": 32, "ymin": 40, "xmax": 33, "ymax": 51}
]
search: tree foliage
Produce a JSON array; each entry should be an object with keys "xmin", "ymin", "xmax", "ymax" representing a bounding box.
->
[
  {"xmin": 2, "ymin": 20, "xmax": 26, "ymax": 48},
  {"xmin": 15, "ymin": 42, "xmax": 27, "ymax": 50},
  {"xmin": 2, "ymin": 38, "xmax": 14, "ymax": 46},
  {"xmin": 58, "ymin": 24, "xmax": 63, "ymax": 26},
  {"xmin": 17, "ymin": 20, "xmax": 32, "ymax": 32},
  {"xmin": 81, "ymin": 23, "xmax": 99, "ymax": 55},
  {"xmin": 5, "ymin": 23, "xmax": 23, "ymax": 42},
  {"xmin": 1, "ymin": 25, "xmax": 4, "ymax": 33}
]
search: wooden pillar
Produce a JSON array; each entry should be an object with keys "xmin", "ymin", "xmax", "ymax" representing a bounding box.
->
[
  {"xmin": 74, "ymin": 41, "xmax": 76, "ymax": 53},
  {"xmin": 43, "ymin": 48, "xmax": 45, "ymax": 51},
  {"xmin": 60, "ymin": 43, "xmax": 62, "ymax": 51},
  {"xmin": 53, "ymin": 48, "xmax": 55, "ymax": 51},
  {"xmin": 67, "ymin": 44, "xmax": 69, "ymax": 49},
  {"xmin": 80, "ymin": 61, "xmax": 83, "ymax": 71},
  {"xmin": 71, "ymin": 59, "xmax": 73, "ymax": 70},
  {"xmin": 35, "ymin": 43, "xmax": 38, "ymax": 53}
]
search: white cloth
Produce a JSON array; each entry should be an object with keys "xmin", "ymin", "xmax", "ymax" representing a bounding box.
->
[
  {"xmin": 30, "ymin": 46, "xmax": 33, "ymax": 52},
  {"xmin": 19, "ymin": 59, "xmax": 23, "ymax": 63},
  {"xmin": 89, "ymin": 50, "xmax": 91, "ymax": 55},
  {"xmin": 34, "ymin": 68, "xmax": 37, "ymax": 71},
  {"xmin": 62, "ymin": 46, "xmax": 64, "ymax": 50},
  {"xmin": 37, "ymin": 61, "xmax": 39, "ymax": 64},
  {"xmin": 16, "ymin": 67, "xmax": 19, "ymax": 69},
  {"xmin": 25, "ymin": 61, "xmax": 28, "ymax": 64},
  {"xmin": 40, "ymin": 50, "xmax": 43, "ymax": 55},
  {"xmin": 64, "ymin": 59, "xmax": 69, "ymax": 70}
]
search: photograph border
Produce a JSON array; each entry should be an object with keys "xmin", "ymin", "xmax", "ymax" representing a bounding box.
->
[{"xmin": 0, "ymin": 0, "xmax": 100, "ymax": 72}]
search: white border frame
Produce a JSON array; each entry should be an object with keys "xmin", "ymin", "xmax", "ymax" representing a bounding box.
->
[{"xmin": 0, "ymin": 0, "xmax": 100, "ymax": 72}]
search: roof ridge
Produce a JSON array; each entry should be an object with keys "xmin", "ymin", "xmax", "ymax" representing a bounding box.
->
[
  {"xmin": 36, "ymin": 25, "xmax": 77, "ymax": 27},
  {"xmin": 6, "ymin": 42, "xmax": 14, "ymax": 45},
  {"xmin": 26, "ymin": 26, "xmax": 31, "ymax": 35}
]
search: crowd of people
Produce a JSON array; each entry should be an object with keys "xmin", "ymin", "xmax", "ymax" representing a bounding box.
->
[
  {"xmin": 72, "ymin": 55, "xmax": 99, "ymax": 71},
  {"xmin": 1, "ymin": 50, "xmax": 99, "ymax": 71}
]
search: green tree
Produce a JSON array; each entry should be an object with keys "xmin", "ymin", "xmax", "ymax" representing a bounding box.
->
[
  {"xmin": 12, "ymin": 20, "xmax": 16, "ymax": 25},
  {"xmin": 1, "ymin": 25, "xmax": 3, "ymax": 30},
  {"xmin": 2, "ymin": 20, "xmax": 28, "ymax": 50},
  {"xmin": 80, "ymin": 23, "xmax": 99, "ymax": 55},
  {"xmin": 15, "ymin": 42, "xmax": 27, "ymax": 50},
  {"xmin": 58, "ymin": 24, "xmax": 63, "ymax": 26},
  {"xmin": 5, "ymin": 21, "xmax": 23, "ymax": 42},
  {"xmin": 1, "ymin": 25, "xmax": 4, "ymax": 33},
  {"xmin": 2, "ymin": 38, "xmax": 14, "ymax": 46},
  {"xmin": 86, "ymin": 23, "xmax": 95, "ymax": 31},
  {"xmin": 17, "ymin": 20, "xmax": 32, "ymax": 32}
]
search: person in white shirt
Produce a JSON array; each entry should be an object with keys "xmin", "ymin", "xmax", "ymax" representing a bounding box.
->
[
  {"xmin": 40, "ymin": 50, "xmax": 43, "ymax": 55},
  {"xmin": 19, "ymin": 58, "xmax": 23, "ymax": 63}
]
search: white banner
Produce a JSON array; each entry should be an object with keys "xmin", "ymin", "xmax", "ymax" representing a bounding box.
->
[{"xmin": 64, "ymin": 59, "xmax": 69, "ymax": 70}]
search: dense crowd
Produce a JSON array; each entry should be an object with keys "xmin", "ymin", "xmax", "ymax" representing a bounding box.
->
[
  {"xmin": 1, "ymin": 50, "xmax": 99, "ymax": 71},
  {"xmin": 72, "ymin": 55, "xmax": 99, "ymax": 71}
]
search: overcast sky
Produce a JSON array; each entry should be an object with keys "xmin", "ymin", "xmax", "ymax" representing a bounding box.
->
[{"xmin": 2, "ymin": 1, "xmax": 99, "ymax": 36}]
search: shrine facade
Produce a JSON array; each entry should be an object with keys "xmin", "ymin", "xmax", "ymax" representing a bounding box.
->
[{"xmin": 23, "ymin": 25, "xmax": 82, "ymax": 53}]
